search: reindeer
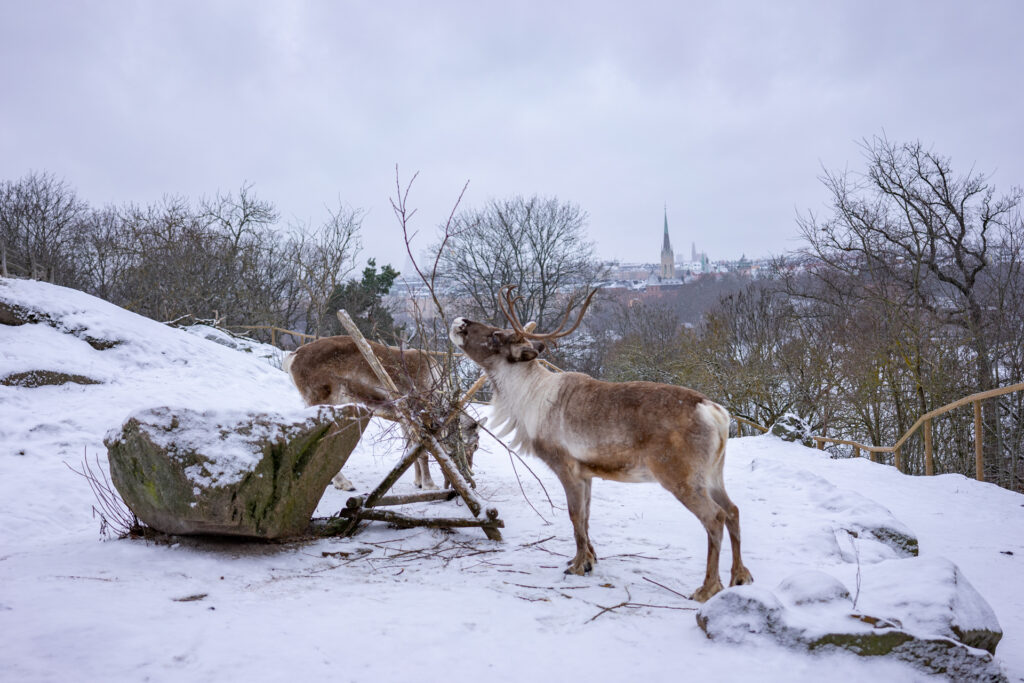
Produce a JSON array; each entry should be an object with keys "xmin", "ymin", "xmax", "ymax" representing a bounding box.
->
[
  {"xmin": 449, "ymin": 286, "xmax": 753, "ymax": 602},
  {"xmin": 283, "ymin": 336, "xmax": 479, "ymax": 491}
]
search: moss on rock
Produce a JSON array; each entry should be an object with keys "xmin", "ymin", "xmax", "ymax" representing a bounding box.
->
[{"xmin": 105, "ymin": 405, "xmax": 370, "ymax": 540}]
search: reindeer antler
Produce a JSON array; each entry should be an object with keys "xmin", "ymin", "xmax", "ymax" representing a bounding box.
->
[{"xmin": 499, "ymin": 284, "xmax": 597, "ymax": 344}]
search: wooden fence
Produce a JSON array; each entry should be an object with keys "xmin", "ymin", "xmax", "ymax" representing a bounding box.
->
[
  {"xmin": 735, "ymin": 382, "xmax": 1024, "ymax": 483},
  {"xmin": 231, "ymin": 325, "xmax": 319, "ymax": 347}
]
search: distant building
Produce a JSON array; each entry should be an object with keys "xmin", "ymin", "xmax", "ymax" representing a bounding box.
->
[{"xmin": 660, "ymin": 206, "xmax": 675, "ymax": 280}]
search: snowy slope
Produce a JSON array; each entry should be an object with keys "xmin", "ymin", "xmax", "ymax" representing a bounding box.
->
[{"xmin": 1, "ymin": 278, "xmax": 1022, "ymax": 682}]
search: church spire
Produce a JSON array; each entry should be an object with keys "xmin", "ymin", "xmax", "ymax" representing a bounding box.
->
[
  {"xmin": 662, "ymin": 205, "xmax": 671, "ymax": 252},
  {"xmin": 660, "ymin": 204, "xmax": 675, "ymax": 280}
]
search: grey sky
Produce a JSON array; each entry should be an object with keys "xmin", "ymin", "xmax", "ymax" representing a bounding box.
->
[{"xmin": 2, "ymin": 1, "xmax": 1022, "ymax": 270}]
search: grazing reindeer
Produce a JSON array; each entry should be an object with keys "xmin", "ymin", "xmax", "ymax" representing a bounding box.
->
[
  {"xmin": 449, "ymin": 287, "xmax": 753, "ymax": 602},
  {"xmin": 284, "ymin": 336, "xmax": 476, "ymax": 491}
]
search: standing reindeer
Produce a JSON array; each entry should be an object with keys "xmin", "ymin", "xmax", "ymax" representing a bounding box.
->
[
  {"xmin": 449, "ymin": 286, "xmax": 753, "ymax": 602},
  {"xmin": 284, "ymin": 336, "xmax": 479, "ymax": 491}
]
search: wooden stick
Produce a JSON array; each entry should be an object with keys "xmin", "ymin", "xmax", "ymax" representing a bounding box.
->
[
  {"xmin": 336, "ymin": 310, "xmax": 402, "ymax": 395},
  {"xmin": 924, "ymin": 418, "xmax": 934, "ymax": 476},
  {"xmin": 375, "ymin": 490, "xmax": 458, "ymax": 507},
  {"xmin": 363, "ymin": 442, "xmax": 429, "ymax": 509},
  {"xmin": 337, "ymin": 507, "xmax": 505, "ymax": 531},
  {"xmin": 424, "ymin": 435, "xmax": 485, "ymax": 517},
  {"xmin": 974, "ymin": 400, "xmax": 984, "ymax": 482}
]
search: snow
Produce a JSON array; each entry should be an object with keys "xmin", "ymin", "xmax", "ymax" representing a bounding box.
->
[
  {"xmin": 2, "ymin": 278, "xmax": 1023, "ymax": 682},
  {"xmin": 115, "ymin": 405, "xmax": 348, "ymax": 488}
]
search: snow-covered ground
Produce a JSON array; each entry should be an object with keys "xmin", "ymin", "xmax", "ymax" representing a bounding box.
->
[{"xmin": 1, "ymin": 278, "xmax": 1022, "ymax": 682}]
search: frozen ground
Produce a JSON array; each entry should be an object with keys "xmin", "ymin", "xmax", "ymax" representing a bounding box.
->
[{"xmin": 1, "ymin": 278, "xmax": 1022, "ymax": 682}]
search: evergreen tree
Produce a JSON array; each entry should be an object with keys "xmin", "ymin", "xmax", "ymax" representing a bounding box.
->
[{"xmin": 326, "ymin": 259, "xmax": 403, "ymax": 342}]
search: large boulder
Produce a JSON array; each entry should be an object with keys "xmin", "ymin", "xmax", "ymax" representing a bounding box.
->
[
  {"xmin": 105, "ymin": 404, "xmax": 370, "ymax": 539},
  {"xmin": 697, "ymin": 559, "xmax": 1005, "ymax": 681}
]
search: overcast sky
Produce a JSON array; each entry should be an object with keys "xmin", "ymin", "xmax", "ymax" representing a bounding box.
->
[{"xmin": 2, "ymin": 1, "xmax": 1022, "ymax": 270}]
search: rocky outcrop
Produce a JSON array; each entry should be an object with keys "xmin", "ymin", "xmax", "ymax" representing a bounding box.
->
[
  {"xmin": 105, "ymin": 404, "xmax": 370, "ymax": 539},
  {"xmin": 769, "ymin": 413, "xmax": 816, "ymax": 447},
  {"xmin": 0, "ymin": 296, "xmax": 120, "ymax": 349},
  {"xmin": 697, "ymin": 560, "xmax": 1005, "ymax": 681},
  {"xmin": 1, "ymin": 370, "xmax": 101, "ymax": 387}
]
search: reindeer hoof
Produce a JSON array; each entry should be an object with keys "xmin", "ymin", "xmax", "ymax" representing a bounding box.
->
[
  {"xmin": 690, "ymin": 581, "xmax": 724, "ymax": 603},
  {"xmin": 730, "ymin": 568, "xmax": 754, "ymax": 587},
  {"xmin": 564, "ymin": 559, "xmax": 593, "ymax": 575},
  {"xmin": 332, "ymin": 474, "xmax": 356, "ymax": 491}
]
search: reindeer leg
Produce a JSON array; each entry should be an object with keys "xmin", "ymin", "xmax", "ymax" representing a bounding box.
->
[
  {"xmin": 402, "ymin": 423, "xmax": 438, "ymax": 491},
  {"xmin": 414, "ymin": 453, "xmax": 439, "ymax": 490},
  {"xmin": 666, "ymin": 484, "xmax": 726, "ymax": 602},
  {"xmin": 709, "ymin": 486, "xmax": 753, "ymax": 587},
  {"xmin": 555, "ymin": 470, "xmax": 596, "ymax": 575}
]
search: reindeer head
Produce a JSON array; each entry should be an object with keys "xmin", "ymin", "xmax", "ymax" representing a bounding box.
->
[
  {"xmin": 449, "ymin": 285, "xmax": 596, "ymax": 368},
  {"xmin": 449, "ymin": 317, "xmax": 546, "ymax": 366}
]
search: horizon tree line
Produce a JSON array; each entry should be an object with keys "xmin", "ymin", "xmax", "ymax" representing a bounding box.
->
[{"xmin": 3, "ymin": 134, "xmax": 1022, "ymax": 491}]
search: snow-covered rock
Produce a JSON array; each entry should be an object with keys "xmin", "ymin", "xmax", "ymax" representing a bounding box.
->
[
  {"xmin": 697, "ymin": 558, "xmax": 1005, "ymax": 681},
  {"xmin": 749, "ymin": 457, "xmax": 918, "ymax": 561},
  {"xmin": 854, "ymin": 556, "xmax": 1003, "ymax": 654},
  {"xmin": 105, "ymin": 404, "xmax": 370, "ymax": 539},
  {"xmin": 769, "ymin": 412, "xmax": 815, "ymax": 447}
]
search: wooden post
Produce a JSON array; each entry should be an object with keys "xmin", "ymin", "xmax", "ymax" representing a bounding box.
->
[
  {"xmin": 817, "ymin": 438, "xmax": 824, "ymax": 451},
  {"xmin": 894, "ymin": 446, "xmax": 902, "ymax": 472},
  {"xmin": 852, "ymin": 445, "xmax": 860, "ymax": 460},
  {"xmin": 924, "ymin": 418, "xmax": 934, "ymax": 476},
  {"xmin": 271, "ymin": 327, "xmax": 276, "ymax": 348},
  {"xmin": 974, "ymin": 400, "xmax": 984, "ymax": 482}
]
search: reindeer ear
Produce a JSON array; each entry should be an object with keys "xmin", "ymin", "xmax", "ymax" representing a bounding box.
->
[
  {"xmin": 510, "ymin": 341, "xmax": 540, "ymax": 362},
  {"xmin": 531, "ymin": 340, "xmax": 547, "ymax": 356}
]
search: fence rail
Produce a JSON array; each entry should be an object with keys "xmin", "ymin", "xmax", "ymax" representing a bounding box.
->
[
  {"xmin": 231, "ymin": 325, "xmax": 319, "ymax": 346},
  {"xmin": 738, "ymin": 382, "xmax": 1024, "ymax": 483}
]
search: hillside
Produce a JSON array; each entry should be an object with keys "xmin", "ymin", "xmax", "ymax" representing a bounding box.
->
[{"xmin": 1, "ymin": 278, "xmax": 1021, "ymax": 682}]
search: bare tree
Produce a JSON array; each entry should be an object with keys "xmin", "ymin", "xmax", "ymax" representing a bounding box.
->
[
  {"xmin": 435, "ymin": 195, "xmax": 605, "ymax": 336},
  {"xmin": 286, "ymin": 201, "xmax": 363, "ymax": 336},
  {"xmin": 77, "ymin": 205, "xmax": 135, "ymax": 303},
  {"xmin": 796, "ymin": 135, "xmax": 1024, "ymax": 481},
  {"xmin": 201, "ymin": 182, "xmax": 279, "ymax": 252},
  {"xmin": 799, "ymin": 136, "xmax": 1021, "ymax": 397},
  {"xmin": 0, "ymin": 171, "xmax": 88, "ymax": 285}
]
